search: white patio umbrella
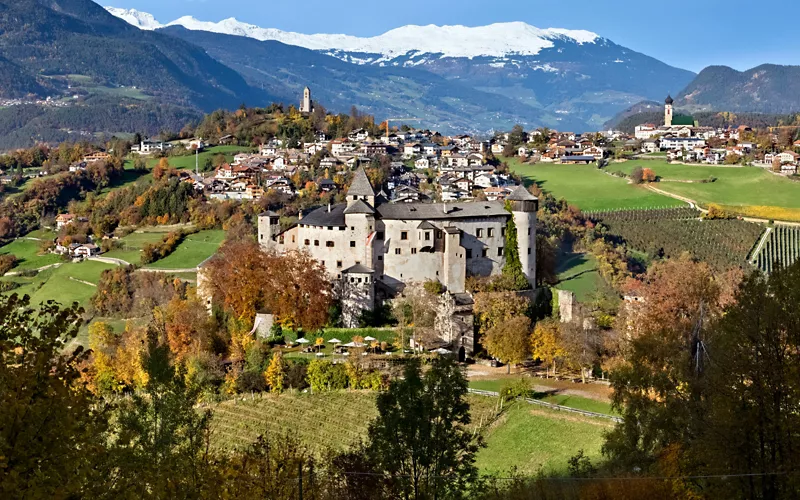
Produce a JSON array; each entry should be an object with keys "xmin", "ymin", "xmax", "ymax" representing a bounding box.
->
[
  {"xmin": 328, "ymin": 338, "xmax": 342, "ymax": 344},
  {"xmin": 342, "ymin": 342, "xmax": 357, "ymax": 348},
  {"xmin": 296, "ymin": 338, "xmax": 310, "ymax": 344},
  {"xmin": 364, "ymin": 336, "xmax": 377, "ymax": 342}
]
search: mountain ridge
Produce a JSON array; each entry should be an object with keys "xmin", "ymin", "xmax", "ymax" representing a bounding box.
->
[{"xmin": 104, "ymin": 7, "xmax": 600, "ymax": 61}]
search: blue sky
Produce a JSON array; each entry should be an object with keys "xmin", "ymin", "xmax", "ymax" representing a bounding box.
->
[{"xmin": 101, "ymin": 0, "xmax": 798, "ymax": 73}]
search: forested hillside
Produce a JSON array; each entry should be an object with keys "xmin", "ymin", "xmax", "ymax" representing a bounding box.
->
[
  {"xmin": 677, "ymin": 64, "xmax": 800, "ymax": 113},
  {"xmin": 0, "ymin": 0, "xmax": 267, "ymax": 108}
]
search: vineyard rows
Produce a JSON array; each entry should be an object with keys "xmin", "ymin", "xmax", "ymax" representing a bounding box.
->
[
  {"xmin": 587, "ymin": 207, "xmax": 701, "ymax": 222},
  {"xmin": 207, "ymin": 391, "xmax": 500, "ymax": 454},
  {"xmin": 595, "ymin": 209, "xmax": 764, "ymax": 272},
  {"xmin": 753, "ymin": 226, "xmax": 800, "ymax": 274}
]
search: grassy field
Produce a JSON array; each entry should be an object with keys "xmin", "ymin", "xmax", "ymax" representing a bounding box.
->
[
  {"xmin": 475, "ymin": 403, "xmax": 611, "ymax": 476},
  {"xmin": 0, "ymin": 238, "xmax": 61, "ymax": 271},
  {"xmin": 554, "ymin": 253, "xmax": 605, "ymax": 303},
  {"xmin": 147, "ymin": 146, "xmax": 253, "ymax": 172},
  {"xmin": 145, "ymin": 229, "xmax": 226, "ymax": 269},
  {"xmin": 2, "ymin": 260, "xmax": 115, "ymax": 309},
  {"xmin": 103, "ymin": 231, "xmax": 166, "ymax": 264},
  {"xmin": 616, "ymin": 161, "xmax": 800, "ymax": 219},
  {"xmin": 506, "ymin": 158, "xmax": 683, "ymax": 211}
]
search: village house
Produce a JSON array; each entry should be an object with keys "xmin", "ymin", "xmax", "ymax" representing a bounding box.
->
[
  {"xmin": 56, "ymin": 213, "xmax": 76, "ymax": 228},
  {"xmin": 82, "ymin": 151, "xmax": 112, "ymax": 163}
]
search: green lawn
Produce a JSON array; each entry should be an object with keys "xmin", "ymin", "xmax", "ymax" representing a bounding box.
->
[
  {"xmin": 145, "ymin": 229, "xmax": 226, "ymax": 269},
  {"xmin": 617, "ymin": 161, "xmax": 800, "ymax": 209},
  {"xmin": 103, "ymin": 230, "xmax": 167, "ymax": 264},
  {"xmin": 507, "ymin": 157, "xmax": 683, "ymax": 211},
  {"xmin": 475, "ymin": 403, "xmax": 610, "ymax": 476},
  {"xmin": 6, "ymin": 260, "xmax": 116, "ymax": 309},
  {"xmin": 148, "ymin": 145, "xmax": 253, "ymax": 172},
  {"xmin": 554, "ymin": 253, "xmax": 604, "ymax": 303},
  {"xmin": 0, "ymin": 238, "xmax": 61, "ymax": 271}
]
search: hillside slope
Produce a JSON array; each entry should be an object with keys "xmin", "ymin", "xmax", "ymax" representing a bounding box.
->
[
  {"xmin": 677, "ymin": 65, "xmax": 800, "ymax": 114},
  {"xmin": 0, "ymin": 0, "xmax": 268, "ymax": 109}
]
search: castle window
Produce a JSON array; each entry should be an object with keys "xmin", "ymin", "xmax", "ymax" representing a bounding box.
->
[
  {"xmin": 527, "ymin": 228, "xmax": 531, "ymax": 235},
  {"xmin": 260, "ymin": 234, "xmax": 264, "ymax": 240},
  {"xmin": 424, "ymin": 231, "xmax": 431, "ymax": 241},
  {"xmin": 476, "ymin": 228, "xmax": 483, "ymax": 238},
  {"xmin": 401, "ymin": 231, "xmax": 408, "ymax": 240},
  {"xmin": 502, "ymin": 227, "xmax": 506, "ymax": 237},
  {"xmin": 357, "ymin": 278, "xmax": 362, "ymax": 284},
  {"xmin": 328, "ymin": 226, "xmax": 333, "ymax": 231},
  {"xmin": 351, "ymin": 226, "xmax": 355, "ymax": 230},
  {"xmin": 488, "ymin": 228, "xmax": 494, "ymax": 237},
  {"xmin": 481, "ymin": 248, "xmax": 488, "ymax": 258},
  {"xmin": 411, "ymin": 248, "xmax": 417, "ymax": 255},
  {"xmin": 351, "ymin": 277, "xmax": 355, "ymax": 283},
  {"xmin": 279, "ymin": 236, "xmax": 285, "ymax": 244},
  {"xmin": 378, "ymin": 256, "xmax": 383, "ymax": 261},
  {"xmin": 314, "ymin": 240, "xmax": 320, "ymax": 246},
  {"xmin": 350, "ymin": 241, "xmax": 356, "ymax": 247},
  {"xmin": 436, "ymin": 230, "xmax": 442, "ymax": 239},
  {"xmin": 304, "ymin": 239, "xmax": 310, "ymax": 245},
  {"xmin": 466, "ymin": 249, "xmax": 472, "ymax": 259},
  {"xmin": 337, "ymin": 261, "xmax": 342, "ymax": 268},
  {"xmin": 395, "ymin": 248, "xmax": 401, "ymax": 255},
  {"xmin": 498, "ymin": 247, "xmax": 504, "ymax": 257},
  {"xmin": 528, "ymin": 248, "xmax": 531, "ymax": 255},
  {"xmin": 326, "ymin": 241, "xmax": 334, "ymax": 248},
  {"xmin": 377, "ymin": 231, "xmax": 385, "ymax": 240}
]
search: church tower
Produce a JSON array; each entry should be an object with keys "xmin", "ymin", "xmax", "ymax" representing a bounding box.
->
[
  {"xmin": 664, "ymin": 94, "xmax": 674, "ymax": 127},
  {"xmin": 300, "ymin": 86, "xmax": 312, "ymax": 114}
]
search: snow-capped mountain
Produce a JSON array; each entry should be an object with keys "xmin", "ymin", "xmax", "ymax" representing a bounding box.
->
[
  {"xmin": 104, "ymin": 6, "xmax": 696, "ymax": 131},
  {"xmin": 107, "ymin": 8, "xmax": 598, "ymax": 61},
  {"xmin": 104, "ymin": 7, "xmax": 163, "ymax": 30}
]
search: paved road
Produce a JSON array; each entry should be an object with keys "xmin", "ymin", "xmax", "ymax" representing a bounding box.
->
[
  {"xmin": 3, "ymin": 262, "xmax": 61, "ymax": 277},
  {"xmin": 88, "ymin": 256, "xmax": 131, "ymax": 266}
]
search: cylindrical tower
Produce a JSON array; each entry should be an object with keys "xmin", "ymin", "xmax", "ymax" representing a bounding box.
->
[{"xmin": 507, "ymin": 185, "xmax": 538, "ymax": 287}]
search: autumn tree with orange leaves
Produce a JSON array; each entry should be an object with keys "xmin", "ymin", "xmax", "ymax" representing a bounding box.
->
[{"xmin": 205, "ymin": 240, "xmax": 332, "ymax": 332}]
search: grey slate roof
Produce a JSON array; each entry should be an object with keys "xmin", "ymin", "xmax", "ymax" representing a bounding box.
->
[
  {"xmin": 300, "ymin": 203, "xmax": 347, "ymax": 227},
  {"xmin": 417, "ymin": 221, "xmax": 437, "ymax": 230},
  {"xmin": 343, "ymin": 199, "xmax": 376, "ymax": 215},
  {"xmin": 347, "ymin": 167, "xmax": 375, "ymax": 197},
  {"xmin": 377, "ymin": 202, "xmax": 508, "ymax": 221},
  {"xmin": 342, "ymin": 264, "xmax": 374, "ymax": 274},
  {"xmin": 506, "ymin": 185, "xmax": 538, "ymax": 202}
]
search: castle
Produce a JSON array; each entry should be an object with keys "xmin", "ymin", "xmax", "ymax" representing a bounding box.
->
[{"xmin": 258, "ymin": 168, "xmax": 538, "ymax": 351}]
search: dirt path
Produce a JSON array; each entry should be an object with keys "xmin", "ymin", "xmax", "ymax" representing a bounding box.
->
[
  {"xmin": 68, "ymin": 276, "xmax": 96, "ymax": 287},
  {"xmin": 3, "ymin": 262, "xmax": 62, "ymax": 277},
  {"xmin": 643, "ymin": 184, "xmax": 800, "ymax": 227}
]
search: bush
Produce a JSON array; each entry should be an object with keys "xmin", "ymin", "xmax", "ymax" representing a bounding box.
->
[
  {"xmin": 306, "ymin": 359, "xmax": 348, "ymax": 392},
  {"xmin": 0, "ymin": 253, "xmax": 17, "ymax": 275},
  {"xmin": 630, "ymin": 166, "xmax": 644, "ymax": 184},
  {"xmin": 0, "ymin": 281, "xmax": 20, "ymax": 292}
]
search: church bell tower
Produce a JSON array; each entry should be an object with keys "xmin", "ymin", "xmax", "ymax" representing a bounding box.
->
[{"xmin": 665, "ymin": 94, "xmax": 674, "ymax": 127}]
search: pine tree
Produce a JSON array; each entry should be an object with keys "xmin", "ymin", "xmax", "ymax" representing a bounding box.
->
[
  {"xmin": 264, "ymin": 349, "xmax": 286, "ymax": 393},
  {"xmin": 502, "ymin": 202, "xmax": 530, "ymax": 290}
]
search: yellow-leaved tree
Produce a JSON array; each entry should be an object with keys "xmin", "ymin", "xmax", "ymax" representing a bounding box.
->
[
  {"xmin": 264, "ymin": 349, "xmax": 286, "ymax": 393},
  {"xmin": 530, "ymin": 318, "xmax": 566, "ymax": 377}
]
